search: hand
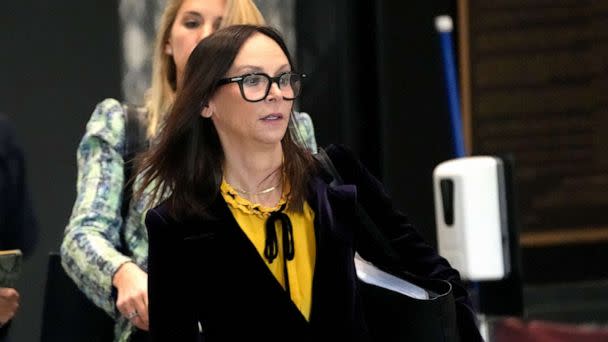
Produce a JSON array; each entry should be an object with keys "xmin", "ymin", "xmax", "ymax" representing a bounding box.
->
[
  {"xmin": 113, "ymin": 262, "xmax": 149, "ymax": 331},
  {"xmin": 0, "ymin": 288, "xmax": 20, "ymax": 326}
]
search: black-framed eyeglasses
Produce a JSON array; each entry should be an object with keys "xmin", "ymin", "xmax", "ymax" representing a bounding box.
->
[{"xmin": 216, "ymin": 72, "xmax": 306, "ymax": 102}]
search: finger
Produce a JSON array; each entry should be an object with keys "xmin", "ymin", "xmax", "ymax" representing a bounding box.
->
[
  {"xmin": 116, "ymin": 292, "xmax": 138, "ymax": 317},
  {"xmin": 138, "ymin": 309, "xmax": 149, "ymax": 329},
  {"xmin": 0, "ymin": 288, "xmax": 17, "ymax": 299},
  {"xmin": 117, "ymin": 298, "xmax": 137, "ymax": 320},
  {"xmin": 2, "ymin": 304, "xmax": 18, "ymax": 321},
  {"xmin": 133, "ymin": 295, "xmax": 149, "ymax": 328},
  {"xmin": 116, "ymin": 301, "xmax": 129, "ymax": 318},
  {"xmin": 143, "ymin": 287, "xmax": 148, "ymax": 311},
  {"xmin": 127, "ymin": 305, "xmax": 148, "ymax": 332},
  {"xmin": 115, "ymin": 293, "xmax": 128, "ymax": 316},
  {"xmin": 132, "ymin": 316, "xmax": 149, "ymax": 331}
]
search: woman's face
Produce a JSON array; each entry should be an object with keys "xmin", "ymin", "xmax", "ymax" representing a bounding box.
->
[
  {"xmin": 203, "ymin": 33, "xmax": 293, "ymax": 149},
  {"xmin": 166, "ymin": 0, "xmax": 227, "ymax": 85}
]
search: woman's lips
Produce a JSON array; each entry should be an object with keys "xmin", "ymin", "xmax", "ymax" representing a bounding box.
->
[{"xmin": 260, "ymin": 113, "xmax": 283, "ymax": 121}]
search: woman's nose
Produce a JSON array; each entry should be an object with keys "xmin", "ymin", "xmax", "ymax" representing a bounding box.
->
[
  {"xmin": 266, "ymin": 82, "xmax": 282, "ymax": 101},
  {"xmin": 199, "ymin": 23, "xmax": 214, "ymax": 41}
]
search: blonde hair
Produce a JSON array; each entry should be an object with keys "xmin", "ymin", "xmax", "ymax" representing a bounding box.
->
[
  {"xmin": 222, "ymin": 0, "xmax": 265, "ymax": 27},
  {"xmin": 145, "ymin": 0, "xmax": 266, "ymax": 138}
]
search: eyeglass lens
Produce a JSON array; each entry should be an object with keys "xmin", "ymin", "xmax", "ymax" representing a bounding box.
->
[{"xmin": 242, "ymin": 73, "xmax": 301, "ymax": 101}]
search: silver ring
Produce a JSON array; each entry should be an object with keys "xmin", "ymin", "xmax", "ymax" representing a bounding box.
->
[{"xmin": 126, "ymin": 310, "xmax": 138, "ymax": 320}]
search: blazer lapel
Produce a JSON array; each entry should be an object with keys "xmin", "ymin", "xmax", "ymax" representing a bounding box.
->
[
  {"xmin": 307, "ymin": 175, "xmax": 358, "ymax": 325},
  {"xmin": 187, "ymin": 196, "xmax": 310, "ymax": 323}
]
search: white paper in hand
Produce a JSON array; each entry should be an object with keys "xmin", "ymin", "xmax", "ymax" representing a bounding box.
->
[{"xmin": 354, "ymin": 253, "xmax": 430, "ymax": 300}]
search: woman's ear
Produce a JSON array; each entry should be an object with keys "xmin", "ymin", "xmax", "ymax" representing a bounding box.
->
[
  {"xmin": 201, "ymin": 101, "xmax": 215, "ymax": 118},
  {"xmin": 164, "ymin": 41, "xmax": 173, "ymax": 55}
]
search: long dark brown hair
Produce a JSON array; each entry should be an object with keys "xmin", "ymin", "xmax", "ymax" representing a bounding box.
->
[{"xmin": 136, "ymin": 25, "xmax": 315, "ymax": 219}]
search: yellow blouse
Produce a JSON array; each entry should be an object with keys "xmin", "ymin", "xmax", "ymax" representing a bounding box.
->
[{"xmin": 220, "ymin": 181, "xmax": 317, "ymax": 320}]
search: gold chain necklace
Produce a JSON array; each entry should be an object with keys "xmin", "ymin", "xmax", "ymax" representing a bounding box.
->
[{"xmin": 232, "ymin": 183, "xmax": 280, "ymax": 196}]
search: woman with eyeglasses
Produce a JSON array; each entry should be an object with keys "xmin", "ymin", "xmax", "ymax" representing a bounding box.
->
[
  {"xmin": 139, "ymin": 25, "xmax": 483, "ymax": 341},
  {"xmin": 60, "ymin": 1, "xmax": 276, "ymax": 341}
]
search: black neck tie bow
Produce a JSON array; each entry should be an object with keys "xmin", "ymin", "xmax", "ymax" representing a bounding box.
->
[{"xmin": 264, "ymin": 203, "xmax": 295, "ymax": 296}]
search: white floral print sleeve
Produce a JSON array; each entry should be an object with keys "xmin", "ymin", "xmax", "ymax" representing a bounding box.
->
[{"xmin": 60, "ymin": 98, "xmax": 149, "ymax": 341}]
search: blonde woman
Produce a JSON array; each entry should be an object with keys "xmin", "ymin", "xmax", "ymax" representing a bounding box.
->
[{"xmin": 58, "ymin": 1, "xmax": 306, "ymax": 341}]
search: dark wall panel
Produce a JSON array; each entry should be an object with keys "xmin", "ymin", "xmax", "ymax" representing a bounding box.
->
[
  {"xmin": 375, "ymin": 2, "xmax": 457, "ymax": 244},
  {"xmin": 297, "ymin": 1, "xmax": 456, "ymax": 244},
  {"xmin": 0, "ymin": 1, "xmax": 121, "ymax": 340},
  {"xmin": 296, "ymin": 0, "xmax": 381, "ymax": 175}
]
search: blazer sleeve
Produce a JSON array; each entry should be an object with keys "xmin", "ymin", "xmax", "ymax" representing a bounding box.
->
[
  {"xmin": 146, "ymin": 207, "xmax": 199, "ymax": 341},
  {"xmin": 325, "ymin": 144, "xmax": 484, "ymax": 342},
  {"xmin": 59, "ymin": 98, "xmax": 132, "ymax": 317},
  {"xmin": 0, "ymin": 114, "xmax": 38, "ymax": 258}
]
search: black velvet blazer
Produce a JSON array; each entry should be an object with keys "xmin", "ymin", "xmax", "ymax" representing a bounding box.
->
[
  {"xmin": 146, "ymin": 144, "xmax": 483, "ymax": 342},
  {"xmin": 0, "ymin": 114, "xmax": 37, "ymax": 257}
]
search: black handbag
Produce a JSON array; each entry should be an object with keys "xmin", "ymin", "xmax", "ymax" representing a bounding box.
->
[
  {"xmin": 40, "ymin": 253, "xmax": 115, "ymax": 342},
  {"xmin": 315, "ymin": 148, "xmax": 460, "ymax": 342},
  {"xmin": 358, "ymin": 267, "xmax": 459, "ymax": 341}
]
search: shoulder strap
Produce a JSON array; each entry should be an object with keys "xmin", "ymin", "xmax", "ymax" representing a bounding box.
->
[
  {"xmin": 314, "ymin": 148, "xmax": 401, "ymax": 263},
  {"xmin": 123, "ymin": 104, "xmax": 149, "ymax": 159},
  {"xmin": 119, "ymin": 103, "xmax": 149, "ymax": 255}
]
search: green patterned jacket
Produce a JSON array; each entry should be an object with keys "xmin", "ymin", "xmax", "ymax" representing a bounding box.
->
[{"xmin": 60, "ymin": 98, "xmax": 317, "ymax": 341}]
